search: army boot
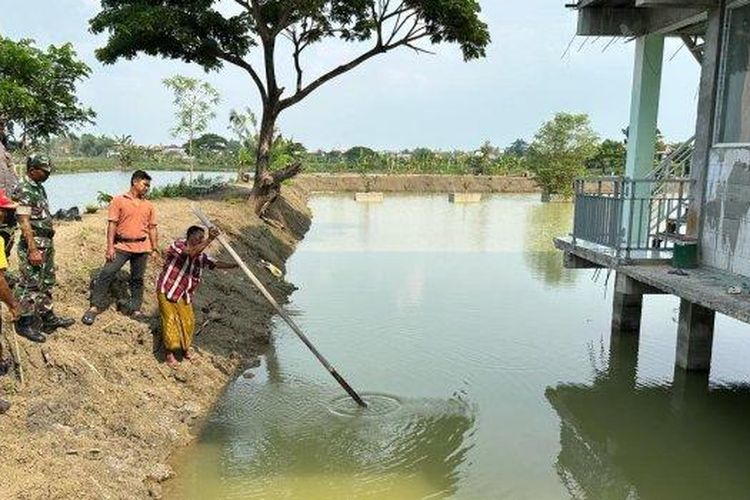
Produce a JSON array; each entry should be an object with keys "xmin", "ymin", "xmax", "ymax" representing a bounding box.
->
[
  {"xmin": 15, "ymin": 316, "xmax": 45, "ymax": 343},
  {"xmin": 41, "ymin": 312, "xmax": 75, "ymax": 333}
]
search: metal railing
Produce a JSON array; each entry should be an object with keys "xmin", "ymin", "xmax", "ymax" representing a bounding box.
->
[
  {"xmin": 572, "ymin": 177, "xmax": 693, "ymax": 257},
  {"xmin": 646, "ymin": 135, "xmax": 695, "ymax": 181}
]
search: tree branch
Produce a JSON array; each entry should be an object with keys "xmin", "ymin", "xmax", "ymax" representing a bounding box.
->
[
  {"xmin": 279, "ymin": 45, "xmax": 385, "ymax": 110},
  {"xmin": 387, "ymin": 11, "xmax": 418, "ymax": 45},
  {"xmin": 215, "ymin": 50, "xmax": 268, "ymax": 103},
  {"xmin": 288, "ymin": 28, "xmax": 304, "ymax": 93},
  {"xmin": 279, "ymin": 6, "xmax": 439, "ymax": 111}
]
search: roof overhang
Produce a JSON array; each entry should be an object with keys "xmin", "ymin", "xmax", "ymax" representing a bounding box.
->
[{"xmin": 571, "ymin": 0, "xmax": 716, "ymax": 36}]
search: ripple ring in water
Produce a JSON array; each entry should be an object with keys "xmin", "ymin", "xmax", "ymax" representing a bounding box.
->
[{"xmin": 328, "ymin": 393, "xmax": 402, "ymax": 417}]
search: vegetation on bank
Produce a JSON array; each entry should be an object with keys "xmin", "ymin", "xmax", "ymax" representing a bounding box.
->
[
  {"xmin": 148, "ymin": 174, "xmax": 227, "ymax": 199},
  {"xmin": 34, "ymin": 125, "xmax": 622, "ymax": 181}
]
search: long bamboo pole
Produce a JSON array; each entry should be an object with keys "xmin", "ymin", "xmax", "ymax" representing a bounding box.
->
[
  {"xmin": 191, "ymin": 205, "xmax": 368, "ymax": 408},
  {"xmin": 4, "ymin": 315, "xmax": 24, "ymax": 386}
]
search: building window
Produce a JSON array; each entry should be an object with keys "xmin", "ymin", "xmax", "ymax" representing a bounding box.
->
[{"xmin": 718, "ymin": 3, "xmax": 750, "ymax": 144}]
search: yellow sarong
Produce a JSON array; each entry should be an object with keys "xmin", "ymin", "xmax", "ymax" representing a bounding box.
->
[{"xmin": 158, "ymin": 293, "xmax": 195, "ymax": 352}]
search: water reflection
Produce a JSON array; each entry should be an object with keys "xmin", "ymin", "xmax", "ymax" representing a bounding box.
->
[
  {"xmin": 523, "ymin": 202, "xmax": 575, "ymax": 287},
  {"xmin": 44, "ymin": 170, "xmax": 231, "ymax": 210},
  {"xmin": 546, "ymin": 341, "xmax": 750, "ymax": 500},
  {"xmin": 168, "ymin": 357, "xmax": 476, "ymax": 499}
]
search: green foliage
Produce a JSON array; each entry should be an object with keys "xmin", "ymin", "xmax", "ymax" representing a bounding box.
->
[
  {"xmin": 0, "ymin": 36, "xmax": 95, "ymax": 147},
  {"xmin": 114, "ymin": 134, "xmax": 142, "ymax": 170},
  {"xmin": 148, "ymin": 174, "xmax": 226, "ymax": 199},
  {"xmin": 300, "ymin": 145, "xmax": 528, "ymax": 176},
  {"xmin": 344, "ymin": 146, "xmax": 376, "ymax": 164},
  {"xmin": 79, "ymin": 133, "xmax": 116, "ymax": 156},
  {"xmin": 91, "ymin": 0, "xmax": 490, "ymax": 180},
  {"xmin": 91, "ymin": 1, "xmax": 490, "ymax": 68},
  {"xmin": 85, "ymin": 204, "xmax": 99, "ymax": 214},
  {"xmin": 96, "ymin": 190, "xmax": 113, "ymax": 206},
  {"xmin": 586, "ymin": 139, "xmax": 627, "ymax": 175},
  {"xmin": 468, "ymin": 140, "xmax": 500, "ymax": 175},
  {"xmin": 506, "ymin": 139, "xmax": 529, "ymax": 157},
  {"xmin": 270, "ymin": 135, "xmax": 306, "ymax": 170},
  {"xmin": 527, "ymin": 112, "xmax": 599, "ymax": 197},
  {"xmin": 188, "ymin": 132, "xmax": 229, "ymax": 154},
  {"xmin": 228, "ymin": 107, "xmax": 258, "ymax": 181},
  {"xmin": 495, "ymin": 154, "xmax": 527, "ymax": 175},
  {"xmin": 163, "ymin": 75, "xmax": 220, "ymax": 178}
]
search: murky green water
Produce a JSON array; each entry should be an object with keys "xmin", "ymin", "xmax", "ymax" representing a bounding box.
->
[{"xmin": 167, "ymin": 194, "xmax": 750, "ymax": 500}]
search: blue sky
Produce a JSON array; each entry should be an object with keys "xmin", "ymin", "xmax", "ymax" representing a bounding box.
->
[{"xmin": 1, "ymin": 0, "xmax": 700, "ymax": 150}]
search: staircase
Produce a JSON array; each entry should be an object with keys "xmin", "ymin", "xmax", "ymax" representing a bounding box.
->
[{"xmin": 646, "ymin": 136, "xmax": 695, "ymax": 245}]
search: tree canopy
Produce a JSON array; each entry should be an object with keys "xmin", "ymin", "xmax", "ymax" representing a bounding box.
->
[
  {"xmin": 187, "ymin": 133, "xmax": 230, "ymax": 153},
  {"xmin": 528, "ymin": 113, "xmax": 598, "ymax": 198},
  {"xmin": 163, "ymin": 75, "xmax": 220, "ymax": 179},
  {"xmin": 0, "ymin": 36, "xmax": 95, "ymax": 147},
  {"xmin": 586, "ymin": 138, "xmax": 626, "ymax": 175},
  {"xmin": 506, "ymin": 139, "xmax": 529, "ymax": 157},
  {"xmin": 90, "ymin": 0, "xmax": 491, "ymax": 186}
]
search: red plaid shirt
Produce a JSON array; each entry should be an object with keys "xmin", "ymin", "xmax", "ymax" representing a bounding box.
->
[{"xmin": 156, "ymin": 239, "xmax": 216, "ymax": 303}]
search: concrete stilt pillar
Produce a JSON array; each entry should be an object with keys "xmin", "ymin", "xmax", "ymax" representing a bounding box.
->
[
  {"xmin": 622, "ymin": 34, "xmax": 665, "ymax": 248},
  {"xmin": 675, "ymin": 299, "xmax": 715, "ymax": 371},
  {"xmin": 611, "ymin": 273, "xmax": 644, "ymax": 334},
  {"xmin": 671, "ymin": 365, "xmax": 710, "ymax": 413},
  {"xmin": 608, "ymin": 327, "xmax": 640, "ymax": 389}
]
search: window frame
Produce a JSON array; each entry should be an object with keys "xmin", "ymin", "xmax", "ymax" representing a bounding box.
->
[{"xmin": 714, "ymin": 0, "xmax": 750, "ymax": 147}]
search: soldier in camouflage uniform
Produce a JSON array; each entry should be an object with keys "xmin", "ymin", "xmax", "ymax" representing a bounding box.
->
[{"xmin": 12, "ymin": 154, "xmax": 74, "ymax": 343}]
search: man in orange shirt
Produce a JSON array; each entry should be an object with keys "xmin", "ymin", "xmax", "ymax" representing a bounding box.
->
[{"xmin": 82, "ymin": 170, "xmax": 158, "ymax": 325}]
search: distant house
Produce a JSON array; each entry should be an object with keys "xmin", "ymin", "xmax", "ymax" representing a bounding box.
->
[{"xmin": 158, "ymin": 144, "xmax": 189, "ymax": 158}]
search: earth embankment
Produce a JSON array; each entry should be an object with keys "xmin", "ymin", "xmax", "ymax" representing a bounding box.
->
[
  {"xmin": 295, "ymin": 173, "xmax": 540, "ymax": 193},
  {"xmin": 0, "ymin": 186, "xmax": 310, "ymax": 499}
]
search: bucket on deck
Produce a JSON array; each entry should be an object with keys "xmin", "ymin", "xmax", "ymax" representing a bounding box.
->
[{"xmin": 672, "ymin": 241, "xmax": 698, "ymax": 269}]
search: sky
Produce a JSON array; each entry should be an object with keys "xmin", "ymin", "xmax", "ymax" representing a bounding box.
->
[{"xmin": 0, "ymin": 0, "xmax": 701, "ymax": 151}]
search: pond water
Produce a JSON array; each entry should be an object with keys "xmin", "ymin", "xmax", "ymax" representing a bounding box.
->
[
  {"xmin": 43, "ymin": 170, "xmax": 232, "ymax": 211},
  {"xmin": 166, "ymin": 194, "xmax": 750, "ymax": 499}
]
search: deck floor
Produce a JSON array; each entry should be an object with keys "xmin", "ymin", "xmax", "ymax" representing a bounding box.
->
[{"xmin": 555, "ymin": 236, "xmax": 750, "ymax": 325}]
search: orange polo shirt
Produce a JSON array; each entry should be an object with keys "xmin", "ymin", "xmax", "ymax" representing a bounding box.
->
[{"xmin": 108, "ymin": 192, "xmax": 157, "ymax": 254}]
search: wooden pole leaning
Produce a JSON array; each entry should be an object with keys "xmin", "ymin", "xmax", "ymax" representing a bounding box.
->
[
  {"xmin": 191, "ymin": 205, "xmax": 368, "ymax": 408},
  {"xmin": 4, "ymin": 315, "xmax": 24, "ymax": 386}
]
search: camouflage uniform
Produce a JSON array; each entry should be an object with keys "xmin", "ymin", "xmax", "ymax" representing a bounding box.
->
[{"xmin": 12, "ymin": 175, "xmax": 55, "ymax": 318}]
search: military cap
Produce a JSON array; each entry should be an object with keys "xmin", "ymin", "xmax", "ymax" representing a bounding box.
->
[{"xmin": 26, "ymin": 153, "xmax": 52, "ymax": 172}]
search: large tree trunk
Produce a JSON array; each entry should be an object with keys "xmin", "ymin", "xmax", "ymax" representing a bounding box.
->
[
  {"xmin": 254, "ymin": 107, "xmax": 275, "ymax": 182},
  {"xmin": 250, "ymin": 106, "xmax": 302, "ymax": 227}
]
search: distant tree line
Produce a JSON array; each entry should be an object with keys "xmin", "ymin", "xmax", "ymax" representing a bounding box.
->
[{"xmin": 37, "ymin": 123, "xmax": 633, "ymax": 184}]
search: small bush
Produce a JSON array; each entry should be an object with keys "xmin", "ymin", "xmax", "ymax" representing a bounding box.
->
[{"xmin": 85, "ymin": 204, "xmax": 98, "ymax": 214}]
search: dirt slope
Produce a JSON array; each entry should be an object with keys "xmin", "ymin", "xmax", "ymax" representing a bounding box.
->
[
  {"xmin": 294, "ymin": 173, "xmax": 540, "ymax": 193},
  {"xmin": 0, "ymin": 186, "xmax": 310, "ymax": 499}
]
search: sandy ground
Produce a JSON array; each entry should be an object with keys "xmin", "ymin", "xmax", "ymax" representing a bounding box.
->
[
  {"xmin": 294, "ymin": 173, "xmax": 540, "ymax": 193},
  {"xmin": 0, "ymin": 185, "xmax": 310, "ymax": 499}
]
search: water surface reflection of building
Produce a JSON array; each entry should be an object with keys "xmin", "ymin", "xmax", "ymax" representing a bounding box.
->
[{"xmin": 546, "ymin": 346, "xmax": 750, "ymax": 500}]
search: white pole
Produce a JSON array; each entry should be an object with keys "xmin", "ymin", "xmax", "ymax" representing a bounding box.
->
[{"xmin": 191, "ymin": 205, "xmax": 367, "ymax": 407}]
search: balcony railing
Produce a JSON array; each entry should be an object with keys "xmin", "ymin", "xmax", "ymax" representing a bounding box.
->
[{"xmin": 572, "ymin": 177, "xmax": 693, "ymax": 258}]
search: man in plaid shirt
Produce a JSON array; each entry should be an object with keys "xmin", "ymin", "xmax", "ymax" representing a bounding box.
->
[{"xmin": 156, "ymin": 225, "xmax": 237, "ymax": 368}]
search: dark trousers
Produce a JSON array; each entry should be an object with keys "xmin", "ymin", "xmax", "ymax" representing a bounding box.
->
[{"xmin": 90, "ymin": 251, "xmax": 149, "ymax": 311}]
